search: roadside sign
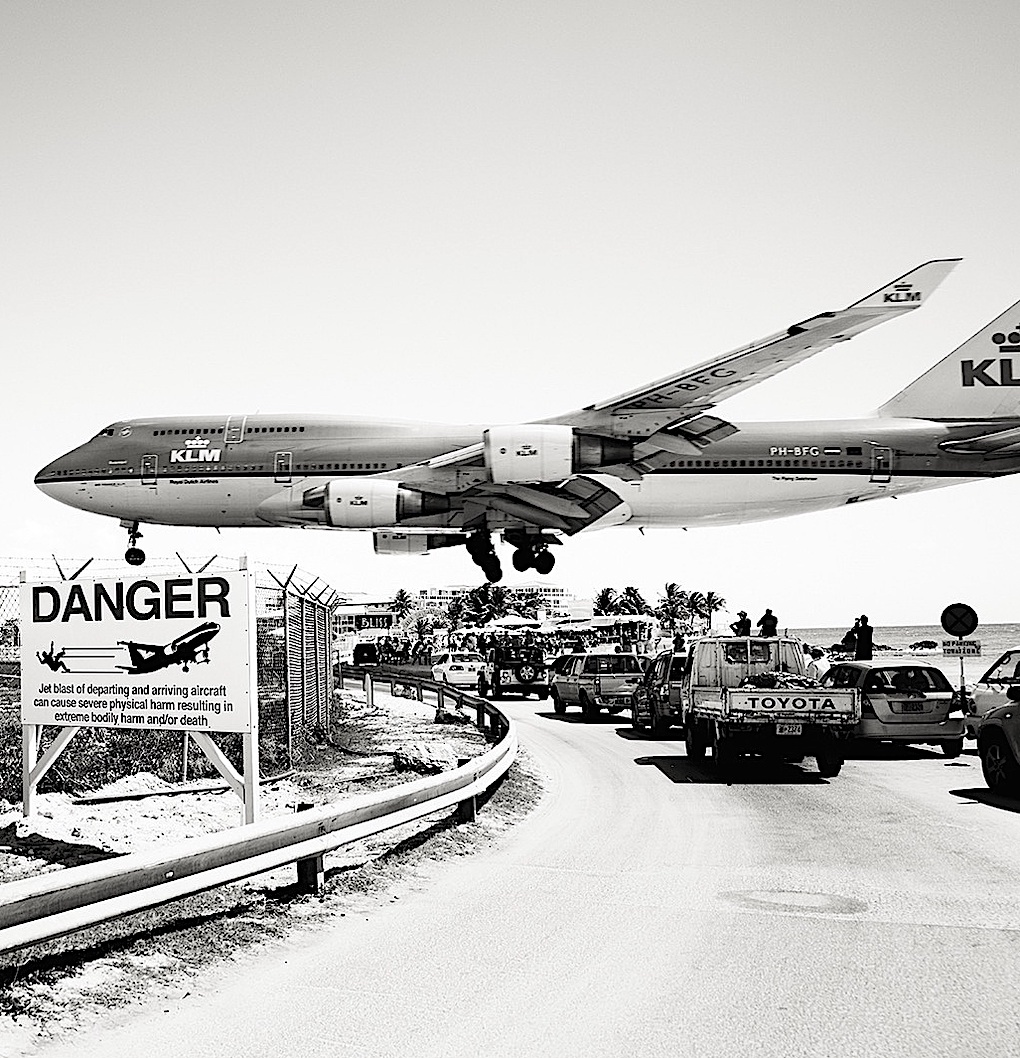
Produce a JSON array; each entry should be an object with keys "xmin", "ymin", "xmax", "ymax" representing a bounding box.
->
[
  {"xmin": 941, "ymin": 603, "xmax": 978, "ymax": 638},
  {"xmin": 20, "ymin": 570, "xmax": 256, "ymax": 733},
  {"xmin": 942, "ymin": 639, "xmax": 981, "ymax": 656}
]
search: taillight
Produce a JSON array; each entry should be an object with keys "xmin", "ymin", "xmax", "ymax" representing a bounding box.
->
[
  {"xmin": 595, "ymin": 676, "xmax": 602, "ymax": 694},
  {"xmin": 861, "ymin": 693, "xmax": 876, "ymax": 717}
]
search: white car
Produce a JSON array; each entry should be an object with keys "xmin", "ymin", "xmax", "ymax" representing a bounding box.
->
[{"xmin": 431, "ymin": 652, "xmax": 485, "ymax": 687}]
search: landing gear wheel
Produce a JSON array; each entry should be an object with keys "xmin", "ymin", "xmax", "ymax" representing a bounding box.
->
[
  {"xmin": 533, "ymin": 549, "xmax": 555, "ymax": 575},
  {"xmin": 125, "ymin": 547, "xmax": 146, "ymax": 566},
  {"xmin": 480, "ymin": 556, "xmax": 503, "ymax": 583},
  {"xmin": 512, "ymin": 549, "xmax": 532, "ymax": 572}
]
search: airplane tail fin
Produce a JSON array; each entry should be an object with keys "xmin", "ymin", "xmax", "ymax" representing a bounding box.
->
[{"xmin": 878, "ymin": 298, "xmax": 1020, "ymax": 420}]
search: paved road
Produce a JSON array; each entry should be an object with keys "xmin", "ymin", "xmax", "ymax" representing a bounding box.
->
[{"xmin": 42, "ymin": 701, "xmax": 1020, "ymax": 1057}]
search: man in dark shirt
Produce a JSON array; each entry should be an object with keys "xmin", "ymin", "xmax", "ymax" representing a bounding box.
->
[
  {"xmin": 855, "ymin": 615, "xmax": 874, "ymax": 660},
  {"xmin": 757, "ymin": 609, "xmax": 778, "ymax": 637}
]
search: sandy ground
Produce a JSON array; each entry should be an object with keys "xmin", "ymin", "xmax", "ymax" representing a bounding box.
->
[{"xmin": 0, "ymin": 687, "xmax": 544, "ymax": 1056}]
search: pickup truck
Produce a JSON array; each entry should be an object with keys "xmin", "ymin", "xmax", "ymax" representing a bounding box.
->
[
  {"xmin": 550, "ymin": 652, "xmax": 644, "ymax": 719},
  {"xmin": 634, "ymin": 636, "xmax": 859, "ymax": 776}
]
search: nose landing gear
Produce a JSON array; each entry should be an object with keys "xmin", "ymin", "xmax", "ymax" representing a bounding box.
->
[{"xmin": 122, "ymin": 520, "xmax": 145, "ymax": 566}]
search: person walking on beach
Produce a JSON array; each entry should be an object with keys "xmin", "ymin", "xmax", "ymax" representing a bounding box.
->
[
  {"xmin": 855, "ymin": 615, "xmax": 874, "ymax": 660},
  {"xmin": 756, "ymin": 608, "xmax": 778, "ymax": 637},
  {"xmin": 730, "ymin": 611, "xmax": 752, "ymax": 636}
]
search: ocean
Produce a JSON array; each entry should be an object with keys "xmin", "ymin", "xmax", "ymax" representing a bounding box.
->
[{"xmin": 783, "ymin": 623, "xmax": 1020, "ymax": 688}]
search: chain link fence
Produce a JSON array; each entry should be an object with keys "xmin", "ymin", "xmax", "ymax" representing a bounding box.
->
[{"xmin": 0, "ymin": 556, "xmax": 340, "ymax": 776}]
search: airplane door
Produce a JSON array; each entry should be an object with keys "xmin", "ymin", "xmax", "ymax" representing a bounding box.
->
[
  {"xmin": 224, "ymin": 415, "xmax": 247, "ymax": 444},
  {"xmin": 274, "ymin": 451, "xmax": 293, "ymax": 483},
  {"xmin": 870, "ymin": 447, "xmax": 893, "ymax": 484},
  {"xmin": 141, "ymin": 454, "xmax": 159, "ymax": 485}
]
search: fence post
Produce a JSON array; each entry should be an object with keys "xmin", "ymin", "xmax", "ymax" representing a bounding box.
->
[
  {"xmin": 363, "ymin": 671, "xmax": 374, "ymax": 708},
  {"xmin": 455, "ymin": 758, "xmax": 476, "ymax": 823}
]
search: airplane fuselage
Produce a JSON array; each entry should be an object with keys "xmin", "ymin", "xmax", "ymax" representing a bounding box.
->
[{"xmin": 35, "ymin": 413, "xmax": 1019, "ymax": 534}]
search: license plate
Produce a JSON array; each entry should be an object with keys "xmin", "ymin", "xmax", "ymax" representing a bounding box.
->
[
  {"xmin": 776, "ymin": 722, "xmax": 802, "ymax": 736},
  {"xmin": 900, "ymin": 701, "xmax": 925, "ymax": 713}
]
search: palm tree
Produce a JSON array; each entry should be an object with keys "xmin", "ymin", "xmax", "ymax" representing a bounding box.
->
[
  {"xmin": 686, "ymin": 590, "xmax": 706, "ymax": 631},
  {"xmin": 391, "ymin": 588, "xmax": 415, "ymax": 621},
  {"xmin": 701, "ymin": 590, "xmax": 727, "ymax": 633},
  {"xmin": 654, "ymin": 582, "xmax": 689, "ymax": 634},
  {"xmin": 593, "ymin": 587, "xmax": 619, "ymax": 616},
  {"xmin": 619, "ymin": 586, "xmax": 650, "ymax": 615}
]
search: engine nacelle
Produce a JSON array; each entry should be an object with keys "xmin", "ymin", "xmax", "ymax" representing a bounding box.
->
[
  {"xmin": 483, "ymin": 424, "xmax": 635, "ymax": 485},
  {"xmin": 283, "ymin": 478, "xmax": 445, "ymax": 529},
  {"xmin": 484, "ymin": 424, "xmax": 574, "ymax": 485}
]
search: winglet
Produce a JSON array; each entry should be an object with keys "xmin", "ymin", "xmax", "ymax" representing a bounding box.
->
[{"xmin": 848, "ymin": 258, "xmax": 961, "ymax": 312}]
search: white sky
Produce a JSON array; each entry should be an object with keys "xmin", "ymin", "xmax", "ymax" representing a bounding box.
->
[{"xmin": 3, "ymin": 0, "xmax": 1019, "ymax": 627}]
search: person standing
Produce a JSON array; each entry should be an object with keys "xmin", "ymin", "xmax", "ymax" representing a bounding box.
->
[
  {"xmin": 855, "ymin": 615, "xmax": 874, "ymax": 660},
  {"xmin": 806, "ymin": 648, "xmax": 827, "ymax": 681},
  {"xmin": 756, "ymin": 608, "xmax": 778, "ymax": 637},
  {"xmin": 730, "ymin": 611, "xmax": 752, "ymax": 636}
]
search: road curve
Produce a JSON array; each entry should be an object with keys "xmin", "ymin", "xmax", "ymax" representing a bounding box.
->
[{"xmin": 40, "ymin": 700, "xmax": 1020, "ymax": 1058}]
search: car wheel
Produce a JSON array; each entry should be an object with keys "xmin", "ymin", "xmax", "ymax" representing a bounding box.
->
[
  {"xmin": 981, "ymin": 733, "xmax": 1020, "ymax": 794},
  {"xmin": 941, "ymin": 738, "xmax": 964, "ymax": 758},
  {"xmin": 712, "ymin": 725, "xmax": 736, "ymax": 774},
  {"xmin": 551, "ymin": 689, "xmax": 566, "ymax": 715},
  {"xmin": 580, "ymin": 692, "xmax": 598, "ymax": 720},
  {"xmin": 477, "ymin": 676, "xmax": 488, "ymax": 698},
  {"xmin": 685, "ymin": 719, "xmax": 706, "ymax": 760},
  {"xmin": 815, "ymin": 745, "xmax": 844, "ymax": 778}
]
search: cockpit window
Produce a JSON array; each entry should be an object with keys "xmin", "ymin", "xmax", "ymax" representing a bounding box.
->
[{"xmin": 93, "ymin": 425, "xmax": 117, "ymax": 438}]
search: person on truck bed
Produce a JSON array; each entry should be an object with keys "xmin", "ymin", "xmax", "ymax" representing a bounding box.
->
[
  {"xmin": 756, "ymin": 608, "xmax": 778, "ymax": 637},
  {"xmin": 730, "ymin": 611, "xmax": 751, "ymax": 636}
]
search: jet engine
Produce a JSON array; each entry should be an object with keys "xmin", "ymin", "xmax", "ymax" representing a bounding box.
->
[
  {"xmin": 484, "ymin": 425, "xmax": 633, "ymax": 485},
  {"xmin": 257, "ymin": 478, "xmax": 447, "ymax": 528}
]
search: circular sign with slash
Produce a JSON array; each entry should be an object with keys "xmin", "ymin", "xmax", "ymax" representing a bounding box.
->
[{"xmin": 940, "ymin": 603, "xmax": 978, "ymax": 638}]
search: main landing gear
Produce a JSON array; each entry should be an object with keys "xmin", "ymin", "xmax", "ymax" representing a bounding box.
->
[
  {"xmin": 505, "ymin": 530, "xmax": 557, "ymax": 575},
  {"xmin": 122, "ymin": 520, "xmax": 145, "ymax": 566},
  {"xmin": 465, "ymin": 531, "xmax": 502, "ymax": 583}
]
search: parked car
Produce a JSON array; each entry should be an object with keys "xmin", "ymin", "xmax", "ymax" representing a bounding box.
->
[
  {"xmin": 965, "ymin": 649, "xmax": 1020, "ymax": 738},
  {"xmin": 431, "ymin": 651, "xmax": 485, "ymax": 687},
  {"xmin": 820, "ymin": 660, "xmax": 964, "ymax": 756},
  {"xmin": 477, "ymin": 644, "xmax": 549, "ymax": 699},
  {"xmin": 976, "ymin": 706, "xmax": 1020, "ymax": 794},
  {"xmin": 549, "ymin": 652, "xmax": 643, "ymax": 719}
]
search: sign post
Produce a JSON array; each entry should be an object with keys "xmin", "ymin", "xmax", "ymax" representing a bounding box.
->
[
  {"xmin": 20, "ymin": 563, "xmax": 260, "ymax": 823},
  {"xmin": 940, "ymin": 603, "xmax": 979, "ymax": 716}
]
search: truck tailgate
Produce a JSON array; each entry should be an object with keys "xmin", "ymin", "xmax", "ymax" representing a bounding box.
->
[{"xmin": 724, "ymin": 688, "xmax": 860, "ymax": 722}]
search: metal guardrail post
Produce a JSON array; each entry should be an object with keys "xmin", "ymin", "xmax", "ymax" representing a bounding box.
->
[
  {"xmin": 295, "ymin": 802, "xmax": 324, "ymax": 894},
  {"xmin": 364, "ymin": 671, "xmax": 374, "ymax": 708},
  {"xmin": 455, "ymin": 758, "xmax": 476, "ymax": 823}
]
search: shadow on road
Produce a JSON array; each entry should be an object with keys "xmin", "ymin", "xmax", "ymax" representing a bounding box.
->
[
  {"xmin": 632, "ymin": 754, "xmax": 830, "ymax": 786},
  {"xmin": 949, "ymin": 787, "xmax": 1020, "ymax": 814},
  {"xmin": 534, "ymin": 711, "xmax": 627, "ymax": 726}
]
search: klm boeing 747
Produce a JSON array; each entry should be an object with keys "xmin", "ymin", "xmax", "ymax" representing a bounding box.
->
[{"xmin": 35, "ymin": 259, "xmax": 1020, "ymax": 581}]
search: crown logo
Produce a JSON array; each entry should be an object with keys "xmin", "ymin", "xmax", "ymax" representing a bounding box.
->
[
  {"xmin": 184, "ymin": 436, "xmax": 210, "ymax": 448},
  {"xmin": 991, "ymin": 329, "xmax": 1020, "ymax": 352}
]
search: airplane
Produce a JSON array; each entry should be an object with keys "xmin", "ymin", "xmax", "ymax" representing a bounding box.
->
[
  {"xmin": 118, "ymin": 621, "xmax": 220, "ymax": 674},
  {"xmin": 34, "ymin": 258, "xmax": 1020, "ymax": 582}
]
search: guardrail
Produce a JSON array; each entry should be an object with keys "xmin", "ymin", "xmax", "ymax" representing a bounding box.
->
[{"xmin": 0, "ymin": 672, "xmax": 516, "ymax": 954}]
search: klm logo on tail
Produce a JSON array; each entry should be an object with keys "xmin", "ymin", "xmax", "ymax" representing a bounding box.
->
[
  {"xmin": 961, "ymin": 330, "xmax": 1020, "ymax": 387},
  {"xmin": 883, "ymin": 282, "xmax": 922, "ymax": 304}
]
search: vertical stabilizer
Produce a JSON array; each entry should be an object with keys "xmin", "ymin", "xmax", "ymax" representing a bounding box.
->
[{"xmin": 879, "ymin": 298, "xmax": 1020, "ymax": 419}]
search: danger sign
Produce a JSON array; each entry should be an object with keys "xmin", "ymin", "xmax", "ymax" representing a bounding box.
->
[{"xmin": 20, "ymin": 570, "xmax": 257, "ymax": 733}]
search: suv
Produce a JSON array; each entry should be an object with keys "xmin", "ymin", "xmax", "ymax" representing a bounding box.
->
[
  {"xmin": 632, "ymin": 649, "xmax": 689, "ymax": 734},
  {"xmin": 820, "ymin": 660, "xmax": 964, "ymax": 756},
  {"xmin": 966, "ymin": 649, "xmax": 1020, "ymax": 739},
  {"xmin": 477, "ymin": 644, "xmax": 549, "ymax": 700},
  {"xmin": 550, "ymin": 652, "xmax": 643, "ymax": 719}
]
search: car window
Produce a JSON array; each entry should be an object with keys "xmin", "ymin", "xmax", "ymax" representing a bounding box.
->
[
  {"xmin": 451, "ymin": 653, "xmax": 482, "ymax": 663},
  {"xmin": 822, "ymin": 666, "xmax": 859, "ymax": 689},
  {"xmin": 980, "ymin": 650, "xmax": 1020, "ymax": 684}
]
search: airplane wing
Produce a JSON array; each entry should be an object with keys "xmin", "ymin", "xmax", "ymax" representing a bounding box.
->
[
  {"xmin": 374, "ymin": 259, "xmax": 959, "ymax": 536},
  {"xmin": 544, "ymin": 258, "xmax": 960, "ymax": 433}
]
